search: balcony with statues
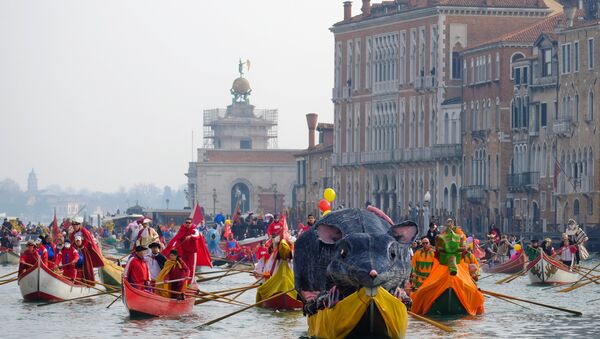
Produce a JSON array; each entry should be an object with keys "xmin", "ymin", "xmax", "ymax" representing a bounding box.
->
[
  {"xmin": 432, "ymin": 143, "xmax": 462, "ymax": 160},
  {"xmin": 462, "ymin": 185, "xmax": 487, "ymax": 204},
  {"xmin": 552, "ymin": 115, "xmax": 573, "ymax": 137},
  {"xmin": 507, "ymin": 172, "xmax": 540, "ymax": 192}
]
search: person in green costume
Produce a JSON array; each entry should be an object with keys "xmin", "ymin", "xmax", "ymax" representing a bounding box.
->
[
  {"xmin": 435, "ymin": 218, "xmax": 466, "ymax": 276},
  {"xmin": 524, "ymin": 239, "xmax": 541, "ymax": 261}
]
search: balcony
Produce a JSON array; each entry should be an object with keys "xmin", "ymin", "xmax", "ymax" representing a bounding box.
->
[
  {"xmin": 341, "ymin": 152, "xmax": 361, "ymax": 165},
  {"xmin": 462, "ymin": 186, "xmax": 487, "ymax": 204},
  {"xmin": 531, "ymin": 75, "xmax": 557, "ymax": 88},
  {"xmin": 362, "ymin": 151, "xmax": 393, "ymax": 164},
  {"xmin": 552, "ymin": 116, "xmax": 572, "ymax": 137},
  {"xmin": 432, "ymin": 144, "xmax": 462, "ymax": 160},
  {"xmin": 415, "ymin": 75, "xmax": 436, "ymax": 92},
  {"xmin": 507, "ymin": 172, "xmax": 540, "ymax": 192},
  {"xmin": 471, "ymin": 129, "xmax": 489, "ymax": 140}
]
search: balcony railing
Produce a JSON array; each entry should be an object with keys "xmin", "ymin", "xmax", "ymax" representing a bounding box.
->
[
  {"xmin": 471, "ymin": 129, "xmax": 488, "ymax": 139},
  {"xmin": 432, "ymin": 143, "xmax": 462, "ymax": 160},
  {"xmin": 415, "ymin": 75, "xmax": 436, "ymax": 91},
  {"xmin": 462, "ymin": 185, "xmax": 487, "ymax": 203},
  {"xmin": 553, "ymin": 116, "xmax": 572, "ymax": 137},
  {"xmin": 507, "ymin": 172, "xmax": 540, "ymax": 192}
]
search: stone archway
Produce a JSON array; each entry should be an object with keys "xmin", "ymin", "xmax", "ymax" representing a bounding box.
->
[{"xmin": 231, "ymin": 182, "xmax": 250, "ymax": 215}]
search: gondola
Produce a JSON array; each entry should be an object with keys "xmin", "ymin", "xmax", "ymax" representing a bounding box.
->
[
  {"xmin": 527, "ymin": 251, "xmax": 579, "ymax": 284},
  {"xmin": 18, "ymin": 260, "xmax": 97, "ymax": 301},
  {"xmin": 122, "ymin": 279, "xmax": 195, "ymax": 317}
]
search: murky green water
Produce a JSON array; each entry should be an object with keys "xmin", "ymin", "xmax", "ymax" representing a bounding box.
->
[{"xmin": 1, "ymin": 255, "xmax": 599, "ymax": 338}]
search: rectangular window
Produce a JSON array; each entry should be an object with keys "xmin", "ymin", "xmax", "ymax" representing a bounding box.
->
[
  {"xmin": 240, "ymin": 139, "xmax": 252, "ymax": 149},
  {"xmin": 574, "ymin": 41, "xmax": 580, "ymax": 72},
  {"xmin": 561, "ymin": 44, "xmax": 571, "ymax": 74},
  {"xmin": 514, "ymin": 67, "xmax": 521, "ymax": 84},
  {"xmin": 541, "ymin": 103, "xmax": 547, "ymax": 127},
  {"xmin": 452, "ymin": 52, "xmax": 462, "ymax": 79},
  {"xmin": 588, "ymin": 38, "xmax": 595, "ymax": 70},
  {"xmin": 543, "ymin": 49, "xmax": 552, "ymax": 76},
  {"xmin": 523, "ymin": 67, "xmax": 528, "ymax": 84}
]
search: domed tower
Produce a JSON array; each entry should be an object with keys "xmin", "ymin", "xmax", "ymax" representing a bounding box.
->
[{"xmin": 202, "ymin": 60, "xmax": 278, "ymax": 150}]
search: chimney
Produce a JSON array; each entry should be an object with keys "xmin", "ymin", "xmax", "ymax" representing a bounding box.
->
[
  {"xmin": 344, "ymin": 1, "xmax": 352, "ymax": 21},
  {"xmin": 306, "ymin": 113, "xmax": 318, "ymax": 148},
  {"xmin": 361, "ymin": 0, "xmax": 371, "ymax": 16}
]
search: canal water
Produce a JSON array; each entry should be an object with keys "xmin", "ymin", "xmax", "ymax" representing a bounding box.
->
[{"xmin": 1, "ymin": 257, "xmax": 599, "ymax": 338}]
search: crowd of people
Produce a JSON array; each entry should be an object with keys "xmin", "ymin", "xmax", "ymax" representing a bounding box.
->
[{"xmin": 408, "ymin": 217, "xmax": 590, "ymax": 292}]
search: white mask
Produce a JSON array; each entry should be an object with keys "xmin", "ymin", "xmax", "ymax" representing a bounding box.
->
[{"xmin": 64, "ymin": 243, "xmax": 71, "ymax": 249}]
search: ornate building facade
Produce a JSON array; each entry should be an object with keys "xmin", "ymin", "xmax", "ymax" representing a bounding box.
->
[
  {"xmin": 186, "ymin": 63, "xmax": 299, "ymax": 216},
  {"xmin": 330, "ymin": 0, "xmax": 554, "ymax": 232}
]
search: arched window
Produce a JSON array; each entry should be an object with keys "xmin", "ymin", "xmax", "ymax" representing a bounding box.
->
[{"xmin": 444, "ymin": 113, "xmax": 450, "ymax": 143}]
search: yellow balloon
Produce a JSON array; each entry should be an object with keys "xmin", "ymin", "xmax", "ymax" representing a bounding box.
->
[
  {"xmin": 514, "ymin": 244, "xmax": 522, "ymax": 252},
  {"xmin": 323, "ymin": 188, "xmax": 336, "ymax": 202},
  {"xmin": 225, "ymin": 219, "xmax": 231, "ymax": 225},
  {"xmin": 322, "ymin": 210, "xmax": 331, "ymax": 216}
]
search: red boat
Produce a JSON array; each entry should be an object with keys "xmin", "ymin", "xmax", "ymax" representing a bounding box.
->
[
  {"xmin": 483, "ymin": 250, "xmax": 527, "ymax": 274},
  {"xmin": 122, "ymin": 279, "xmax": 195, "ymax": 317},
  {"xmin": 259, "ymin": 291, "xmax": 303, "ymax": 310}
]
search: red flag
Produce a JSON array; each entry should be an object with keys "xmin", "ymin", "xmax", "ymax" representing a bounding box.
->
[
  {"xmin": 191, "ymin": 203, "xmax": 204, "ymax": 226},
  {"xmin": 51, "ymin": 209, "xmax": 61, "ymax": 241},
  {"xmin": 231, "ymin": 200, "xmax": 241, "ymax": 224}
]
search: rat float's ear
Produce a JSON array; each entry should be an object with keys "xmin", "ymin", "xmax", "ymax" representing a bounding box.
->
[
  {"xmin": 316, "ymin": 224, "xmax": 343, "ymax": 244},
  {"xmin": 390, "ymin": 220, "xmax": 419, "ymax": 244}
]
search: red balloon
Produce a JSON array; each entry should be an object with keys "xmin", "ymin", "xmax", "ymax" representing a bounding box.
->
[{"xmin": 318, "ymin": 199, "xmax": 331, "ymax": 212}]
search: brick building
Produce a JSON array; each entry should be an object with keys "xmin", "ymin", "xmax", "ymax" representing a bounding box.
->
[
  {"xmin": 554, "ymin": 2, "xmax": 600, "ymax": 230},
  {"xmin": 330, "ymin": 0, "xmax": 556, "ymax": 232},
  {"xmin": 460, "ymin": 12, "xmax": 565, "ymax": 234}
]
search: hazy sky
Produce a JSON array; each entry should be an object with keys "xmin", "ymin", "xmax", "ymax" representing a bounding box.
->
[{"xmin": 0, "ymin": 1, "xmax": 341, "ymax": 192}]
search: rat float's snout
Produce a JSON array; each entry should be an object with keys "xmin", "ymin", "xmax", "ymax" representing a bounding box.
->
[{"xmin": 369, "ymin": 270, "xmax": 378, "ymax": 279}]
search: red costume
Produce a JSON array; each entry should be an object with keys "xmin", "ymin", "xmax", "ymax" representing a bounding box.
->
[
  {"xmin": 267, "ymin": 220, "xmax": 285, "ymax": 237},
  {"xmin": 125, "ymin": 254, "xmax": 150, "ymax": 290},
  {"xmin": 19, "ymin": 248, "xmax": 39, "ymax": 274},
  {"xmin": 166, "ymin": 258, "xmax": 190, "ymax": 298},
  {"xmin": 69, "ymin": 226, "xmax": 104, "ymax": 267},
  {"xmin": 163, "ymin": 223, "xmax": 212, "ymax": 279},
  {"xmin": 36, "ymin": 246, "xmax": 49, "ymax": 266},
  {"xmin": 55, "ymin": 247, "xmax": 80, "ymax": 280},
  {"xmin": 297, "ymin": 223, "xmax": 311, "ymax": 237},
  {"xmin": 255, "ymin": 245, "xmax": 269, "ymax": 261}
]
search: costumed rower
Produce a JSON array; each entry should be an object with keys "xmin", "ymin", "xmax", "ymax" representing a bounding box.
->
[
  {"xmin": 155, "ymin": 250, "xmax": 191, "ymax": 299},
  {"xmin": 69, "ymin": 216, "xmax": 104, "ymax": 285},
  {"xmin": 162, "ymin": 217, "xmax": 212, "ymax": 280},
  {"xmin": 435, "ymin": 218, "xmax": 466, "ymax": 275},
  {"xmin": 34, "ymin": 237, "xmax": 49, "ymax": 267},
  {"xmin": 19, "ymin": 240, "xmax": 39, "ymax": 274},
  {"xmin": 145, "ymin": 242, "xmax": 167, "ymax": 281},
  {"xmin": 410, "ymin": 236, "xmax": 435, "ymax": 291},
  {"xmin": 133, "ymin": 218, "xmax": 160, "ymax": 254},
  {"xmin": 564, "ymin": 218, "xmax": 589, "ymax": 264},
  {"xmin": 525, "ymin": 239, "xmax": 541, "ymax": 261},
  {"xmin": 297, "ymin": 214, "xmax": 316, "ymax": 237},
  {"xmin": 463, "ymin": 242, "xmax": 481, "ymax": 281},
  {"xmin": 55, "ymin": 239, "xmax": 79, "ymax": 280},
  {"xmin": 253, "ymin": 240, "xmax": 269, "ymax": 276},
  {"xmin": 124, "ymin": 245, "xmax": 151, "ymax": 291},
  {"xmin": 42, "ymin": 235, "xmax": 56, "ymax": 269}
]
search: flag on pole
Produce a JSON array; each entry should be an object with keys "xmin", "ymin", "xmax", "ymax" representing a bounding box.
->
[
  {"xmin": 190, "ymin": 203, "xmax": 204, "ymax": 226},
  {"xmin": 51, "ymin": 208, "xmax": 61, "ymax": 240},
  {"xmin": 231, "ymin": 200, "xmax": 241, "ymax": 224}
]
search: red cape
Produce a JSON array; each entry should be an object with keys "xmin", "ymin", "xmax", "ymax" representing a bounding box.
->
[
  {"xmin": 162, "ymin": 223, "xmax": 212, "ymax": 268},
  {"xmin": 70, "ymin": 227, "xmax": 104, "ymax": 267}
]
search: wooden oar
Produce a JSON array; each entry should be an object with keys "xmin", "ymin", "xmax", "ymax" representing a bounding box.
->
[
  {"xmin": 0, "ymin": 277, "xmax": 18, "ymax": 285},
  {"xmin": 491, "ymin": 294, "xmax": 531, "ymax": 310},
  {"xmin": 543, "ymin": 262, "xmax": 600, "ymax": 291},
  {"xmin": 408, "ymin": 311, "xmax": 453, "ymax": 333},
  {"xmin": 193, "ymin": 285, "xmax": 259, "ymax": 306},
  {"xmin": 106, "ymin": 295, "xmax": 121, "ymax": 309},
  {"xmin": 196, "ymin": 289, "xmax": 294, "ymax": 328},
  {"xmin": 37, "ymin": 290, "xmax": 115, "ymax": 307},
  {"xmin": 570, "ymin": 265, "xmax": 600, "ymax": 285},
  {"xmin": 495, "ymin": 268, "xmax": 526, "ymax": 284},
  {"xmin": 230, "ymin": 278, "xmax": 263, "ymax": 301},
  {"xmin": 78, "ymin": 278, "xmax": 121, "ymax": 291},
  {"xmin": 558, "ymin": 275, "xmax": 600, "ymax": 292},
  {"xmin": 197, "ymin": 270, "xmax": 248, "ymax": 283},
  {"xmin": 0, "ymin": 269, "xmax": 18, "ymax": 279},
  {"xmin": 196, "ymin": 288, "xmax": 251, "ymax": 306},
  {"xmin": 480, "ymin": 289, "xmax": 582, "ymax": 316}
]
